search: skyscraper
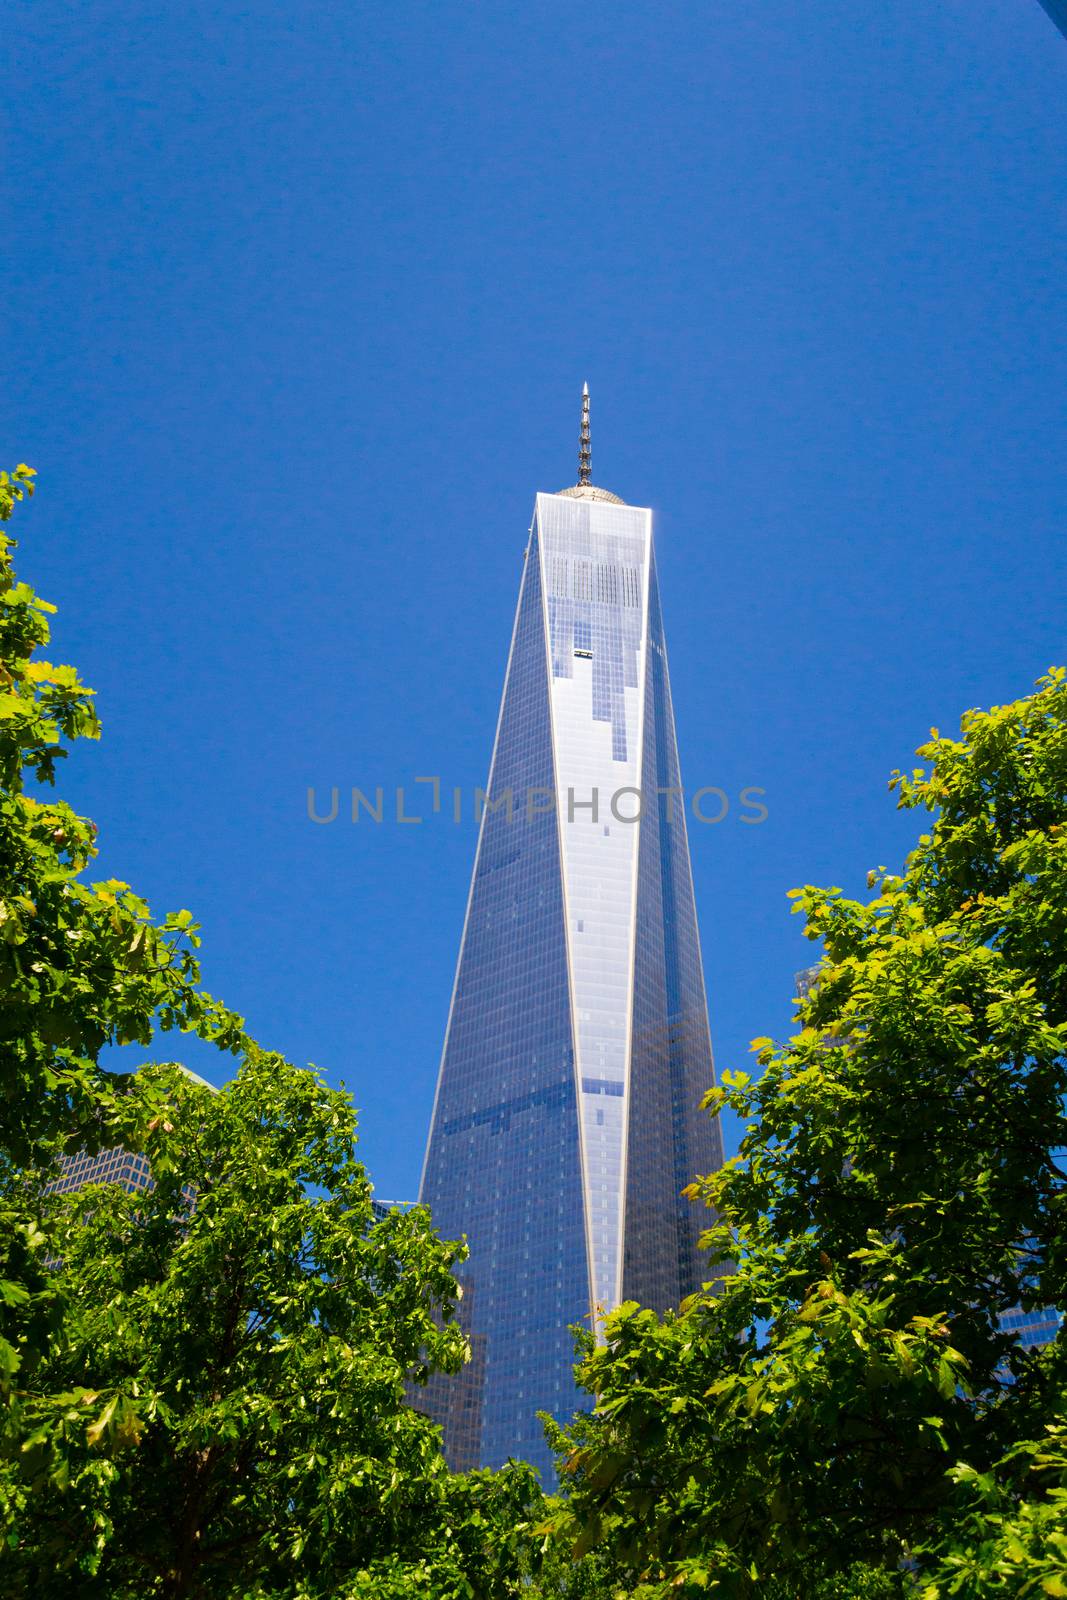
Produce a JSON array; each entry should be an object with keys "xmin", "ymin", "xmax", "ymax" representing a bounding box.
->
[{"xmin": 419, "ymin": 391, "xmax": 724, "ymax": 1476}]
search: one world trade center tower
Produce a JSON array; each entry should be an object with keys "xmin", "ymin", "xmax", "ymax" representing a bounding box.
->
[{"xmin": 419, "ymin": 390, "xmax": 724, "ymax": 1476}]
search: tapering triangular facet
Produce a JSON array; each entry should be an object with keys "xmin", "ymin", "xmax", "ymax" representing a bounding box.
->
[
  {"xmin": 623, "ymin": 552, "xmax": 723, "ymax": 1309},
  {"xmin": 420, "ymin": 524, "xmax": 588, "ymax": 1475}
]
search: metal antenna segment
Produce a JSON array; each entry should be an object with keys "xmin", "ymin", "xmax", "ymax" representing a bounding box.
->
[{"xmin": 578, "ymin": 382, "xmax": 591, "ymax": 485}]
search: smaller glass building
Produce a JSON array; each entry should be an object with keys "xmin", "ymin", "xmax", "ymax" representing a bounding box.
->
[{"xmin": 48, "ymin": 1144, "xmax": 155, "ymax": 1197}]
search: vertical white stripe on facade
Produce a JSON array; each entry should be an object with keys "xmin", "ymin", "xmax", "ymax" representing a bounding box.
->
[{"xmin": 536, "ymin": 493, "xmax": 652, "ymax": 1316}]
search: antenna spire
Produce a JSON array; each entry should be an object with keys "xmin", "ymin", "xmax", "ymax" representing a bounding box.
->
[
  {"xmin": 578, "ymin": 382, "xmax": 591, "ymax": 485},
  {"xmin": 556, "ymin": 383, "xmax": 624, "ymax": 502}
]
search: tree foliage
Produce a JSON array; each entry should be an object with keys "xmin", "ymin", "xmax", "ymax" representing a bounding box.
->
[
  {"xmin": 552, "ymin": 670, "xmax": 1067, "ymax": 1596},
  {"xmin": 4, "ymin": 1053, "xmax": 551, "ymax": 1598},
  {"xmin": 1, "ymin": 463, "xmax": 249, "ymax": 1494},
  {"xmin": 0, "ymin": 470, "xmax": 552, "ymax": 1597},
  {"xmin": 0, "ymin": 465, "xmax": 245, "ymax": 1166}
]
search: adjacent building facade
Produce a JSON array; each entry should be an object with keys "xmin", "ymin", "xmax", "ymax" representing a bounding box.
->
[
  {"xmin": 48, "ymin": 1144, "xmax": 156, "ymax": 1197},
  {"xmin": 419, "ymin": 395, "xmax": 724, "ymax": 1475},
  {"xmin": 46, "ymin": 1065, "xmax": 217, "ymax": 1202}
]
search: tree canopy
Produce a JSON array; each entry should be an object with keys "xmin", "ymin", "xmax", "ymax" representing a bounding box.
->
[
  {"xmin": 0, "ymin": 469, "xmax": 548, "ymax": 1598},
  {"xmin": 6, "ymin": 1052, "xmax": 554, "ymax": 1599},
  {"xmin": 553, "ymin": 669, "xmax": 1067, "ymax": 1597}
]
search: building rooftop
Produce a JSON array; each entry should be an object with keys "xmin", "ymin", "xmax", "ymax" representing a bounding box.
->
[{"xmin": 555, "ymin": 483, "xmax": 626, "ymax": 504}]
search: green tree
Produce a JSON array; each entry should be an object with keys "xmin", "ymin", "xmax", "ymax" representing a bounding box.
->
[
  {"xmin": 552, "ymin": 671, "xmax": 1067, "ymax": 1597},
  {"xmin": 4, "ymin": 1053, "xmax": 546, "ymax": 1598},
  {"xmin": 0, "ymin": 466, "xmax": 246, "ymax": 1164},
  {"xmin": 0, "ymin": 470, "xmax": 552, "ymax": 1597},
  {"xmin": 1, "ymin": 462, "xmax": 248, "ymax": 1469}
]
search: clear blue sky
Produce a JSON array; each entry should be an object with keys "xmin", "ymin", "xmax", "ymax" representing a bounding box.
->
[{"xmin": 4, "ymin": 0, "xmax": 1065, "ymax": 1198}]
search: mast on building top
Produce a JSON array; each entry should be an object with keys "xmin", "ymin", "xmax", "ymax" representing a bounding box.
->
[
  {"xmin": 558, "ymin": 382, "xmax": 626, "ymax": 505},
  {"xmin": 579, "ymin": 382, "xmax": 591, "ymax": 485}
]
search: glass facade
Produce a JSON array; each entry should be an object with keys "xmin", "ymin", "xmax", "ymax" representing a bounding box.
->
[
  {"xmin": 46, "ymin": 1143, "xmax": 199, "ymax": 1212},
  {"xmin": 539, "ymin": 493, "xmax": 650, "ymax": 1315},
  {"xmin": 48, "ymin": 1145, "xmax": 155, "ymax": 1197},
  {"xmin": 420, "ymin": 490, "xmax": 723, "ymax": 1478},
  {"xmin": 624, "ymin": 558, "xmax": 723, "ymax": 1308},
  {"xmin": 1001, "ymin": 1305, "xmax": 1063, "ymax": 1349},
  {"xmin": 420, "ymin": 522, "xmax": 589, "ymax": 1475},
  {"xmin": 1036, "ymin": 0, "xmax": 1067, "ymax": 41}
]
